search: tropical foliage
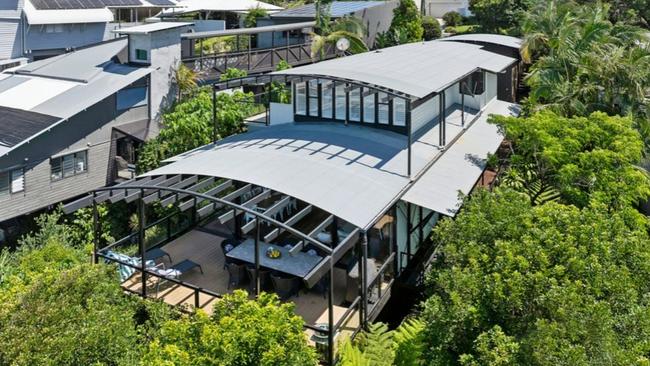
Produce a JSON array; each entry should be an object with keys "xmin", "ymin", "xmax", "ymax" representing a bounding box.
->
[
  {"xmin": 521, "ymin": 1, "xmax": 650, "ymax": 125},
  {"xmin": 244, "ymin": 6, "xmax": 268, "ymax": 28},
  {"xmin": 0, "ymin": 213, "xmax": 316, "ymax": 366},
  {"xmin": 442, "ymin": 11, "xmax": 463, "ymax": 27},
  {"xmin": 376, "ymin": 0, "xmax": 423, "ymax": 48},
  {"xmin": 174, "ymin": 64, "xmax": 199, "ymax": 101},
  {"xmin": 137, "ymin": 88, "xmax": 254, "ymax": 173},
  {"xmin": 468, "ymin": 0, "xmax": 533, "ymax": 34},
  {"xmin": 491, "ymin": 111, "xmax": 650, "ymax": 209},
  {"xmin": 421, "ymin": 189, "xmax": 650, "ymax": 365},
  {"xmin": 141, "ymin": 291, "xmax": 317, "ymax": 366},
  {"xmin": 338, "ymin": 319, "xmax": 426, "ymax": 366},
  {"xmin": 311, "ymin": 15, "xmax": 369, "ymax": 59}
]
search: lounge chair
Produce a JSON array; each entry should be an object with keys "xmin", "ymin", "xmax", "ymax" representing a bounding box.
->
[
  {"xmin": 104, "ymin": 250, "xmax": 156, "ymax": 282},
  {"xmin": 145, "ymin": 247, "xmax": 172, "ymax": 262}
]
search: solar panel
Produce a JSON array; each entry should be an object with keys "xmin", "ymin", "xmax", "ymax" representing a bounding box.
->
[
  {"xmin": 31, "ymin": 0, "xmax": 142, "ymax": 9},
  {"xmin": 146, "ymin": 0, "xmax": 174, "ymax": 6}
]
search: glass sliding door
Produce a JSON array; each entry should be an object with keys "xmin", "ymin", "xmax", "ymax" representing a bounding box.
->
[
  {"xmin": 335, "ymin": 82, "xmax": 346, "ymax": 120},
  {"xmin": 321, "ymin": 80, "xmax": 334, "ymax": 119}
]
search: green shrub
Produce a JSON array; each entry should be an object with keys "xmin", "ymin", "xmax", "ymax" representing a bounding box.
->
[
  {"xmin": 422, "ymin": 16, "xmax": 442, "ymax": 41},
  {"xmin": 442, "ymin": 11, "xmax": 463, "ymax": 26}
]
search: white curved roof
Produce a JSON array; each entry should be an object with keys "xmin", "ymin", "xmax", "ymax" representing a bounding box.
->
[
  {"xmin": 441, "ymin": 34, "xmax": 523, "ymax": 50},
  {"xmin": 273, "ymin": 41, "xmax": 516, "ymax": 99},
  {"xmin": 160, "ymin": 0, "xmax": 282, "ymax": 15}
]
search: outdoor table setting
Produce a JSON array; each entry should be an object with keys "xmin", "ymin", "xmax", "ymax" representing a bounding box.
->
[{"xmin": 225, "ymin": 238, "xmax": 323, "ymax": 278}]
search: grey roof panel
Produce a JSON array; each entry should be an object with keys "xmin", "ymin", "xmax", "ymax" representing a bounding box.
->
[
  {"xmin": 402, "ymin": 100, "xmax": 520, "ymax": 216},
  {"xmin": 31, "ymin": 63, "xmax": 151, "ymax": 118},
  {"xmin": 441, "ymin": 34, "xmax": 523, "ymax": 49},
  {"xmin": 271, "ymin": 1, "xmax": 384, "ymax": 18},
  {"xmin": 273, "ymin": 40, "xmax": 517, "ymax": 99},
  {"xmin": 12, "ymin": 38, "xmax": 127, "ymax": 83}
]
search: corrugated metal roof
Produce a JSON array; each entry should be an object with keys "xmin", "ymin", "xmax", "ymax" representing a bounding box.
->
[
  {"xmin": 13, "ymin": 38, "xmax": 128, "ymax": 82},
  {"xmin": 113, "ymin": 21, "xmax": 192, "ymax": 35},
  {"xmin": 270, "ymin": 1, "xmax": 384, "ymax": 18},
  {"xmin": 402, "ymin": 100, "xmax": 520, "ymax": 216},
  {"xmin": 441, "ymin": 34, "xmax": 523, "ymax": 50},
  {"xmin": 273, "ymin": 41, "xmax": 516, "ymax": 99},
  {"xmin": 146, "ymin": 122, "xmax": 434, "ymax": 229},
  {"xmin": 182, "ymin": 21, "xmax": 315, "ymax": 39},
  {"xmin": 160, "ymin": 0, "xmax": 282, "ymax": 15}
]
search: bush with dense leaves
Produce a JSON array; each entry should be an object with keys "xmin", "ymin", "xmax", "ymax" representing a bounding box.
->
[
  {"xmin": 490, "ymin": 111, "xmax": 650, "ymax": 209},
  {"xmin": 140, "ymin": 290, "xmax": 317, "ymax": 366},
  {"xmin": 422, "ymin": 16, "xmax": 442, "ymax": 41},
  {"xmin": 421, "ymin": 188, "xmax": 650, "ymax": 365},
  {"xmin": 442, "ymin": 11, "xmax": 463, "ymax": 26}
]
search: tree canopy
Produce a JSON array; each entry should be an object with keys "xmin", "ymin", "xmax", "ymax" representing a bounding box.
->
[
  {"xmin": 468, "ymin": 0, "xmax": 533, "ymax": 34},
  {"xmin": 491, "ymin": 111, "xmax": 650, "ymax": 209},
  {"xmin": 421, "ymin": 189, "xmax": 650, "ymax": 366},
  {"xmin": 140, "ymin": 291, "xmax": 317, "ymax": 366}
]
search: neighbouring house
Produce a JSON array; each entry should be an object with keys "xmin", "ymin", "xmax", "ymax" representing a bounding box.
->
[
  {"xmin": 257, "ymin": 1, "xmax": 398, "ymax": 49},
  {"xmin": 64, "ymin": 38, "xmax": 521, "ymax": 364},
  {"xmin": 0, "ymin": 22, "xmax": 190, "ymax": 241},
  {"xmin": 0, "ymin": 0, "xmax": 225, "ymax": 63},
  {"xmin": 158, "ymin": 0, "xmax": 283, "ymax": 30},
  {"xmin": 421, "ymin": 0, "xmax": 470, "ymax": 18}
]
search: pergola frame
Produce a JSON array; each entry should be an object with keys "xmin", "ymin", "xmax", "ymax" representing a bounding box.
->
[{"xmin": 71, "ymin": 178, "xmax": 377, "ymax": 365}]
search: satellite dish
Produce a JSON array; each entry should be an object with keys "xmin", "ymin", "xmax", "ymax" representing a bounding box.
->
[{"xmin": 336, "ymin": 37, "xmax": 350, "ymax": 52}]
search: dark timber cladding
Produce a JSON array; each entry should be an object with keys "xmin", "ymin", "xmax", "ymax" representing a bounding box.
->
[{"xmin": 0, "ymin": 106, "xmax": 60, "ymax": 148}]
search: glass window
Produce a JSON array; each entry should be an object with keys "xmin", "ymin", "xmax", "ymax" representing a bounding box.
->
[
  {"xmin": 51, "ymin": 151, "xmax": 87, "ymax": 181},
  {"xmin": 116, "ymin": 87, "xmax": 148, "ymax": 111},
  {"xmin": 378, "ymin": 92, "xmax": 390, "ymax": 125},
  {"xmin": 295, "ymin": 82, "xmax": 306, "ymax": 115},
  {"xmin": 11, "ymin": 169, "xmax": 24, "ymax": 193},
  {"xmin": 135, "ymin": 49, "xmax": 148, "ymax": 61},
  {"xmin": 0, "ymin": 171, "xmax": 9, "ymax": 196},
  {"xmin": 308, "ymin": 79, "xmax": 319, "ymax": 117},
  {"xmin": 1, "ymin": 168, "xmax": 25, "ymax": 195},
  {"xmin": 393, "ymin": 98, "xmax": 406, "ymax": 126},
  {"xmin": 460, "ymin": 71, "xmax": 485, "ymax": 95},
  {"xmin": 363, "ymin": 90, "xmax": 375, "ymax": 123},
  {"xmin": 321, "ymin": 80, "xmax": 333, "ymax": 119},
  {"xmin": 349, "ymin": 87, "xmax": 361, "ymax": 122},
  {"xmin": 62, "ymin": 154, "xmax": 75, "ymax": 178},
  {"xmin": 335, "ymin": 83, "xmax": 346, "ymax": 120}
]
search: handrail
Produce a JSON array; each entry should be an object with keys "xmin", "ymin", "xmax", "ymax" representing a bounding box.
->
[
  {"xmin": 334, "ymin": 295, "xmax": 361, "ymax": 332},
  {"xmin": 184, "ymin": 42, "xmax": 314, "ymax": 63}
]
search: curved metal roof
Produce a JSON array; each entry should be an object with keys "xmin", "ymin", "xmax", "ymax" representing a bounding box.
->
[
  {"xmin": 440, "ymin": 34, "xmax": 523, "ymax": 50},
  {"xmin": 272, "ymin": 41, "xmax": 516, "ymax": 99}
]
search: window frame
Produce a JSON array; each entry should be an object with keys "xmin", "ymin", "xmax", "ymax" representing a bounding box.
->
[
  {"xmin": 50, "ymin": 150, "xmax": 88, "ymax": 182},
  {"xmin": 135, "ymin": 49, "xmax": 148, "ymax": 61},
  {"xmin": 460, "ymin": 71, "xmax": 485, "ymax": 96},
  {"xmin": 0, "ymin": 167, "xmax": 25, "ymax": 196}
]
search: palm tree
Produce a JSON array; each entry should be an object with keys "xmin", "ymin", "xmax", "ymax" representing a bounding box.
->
[
  {"xmin": 174, "ymin": 63, "xmax": 198, "ymax": 101},
  {"xmin": 310, "ymin": 15, "xmax": 369, "ymax": 59}
]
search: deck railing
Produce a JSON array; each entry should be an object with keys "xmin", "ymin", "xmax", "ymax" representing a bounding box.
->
[{"xmin": 183, "ymin": 42, "xmax": 337, "ymax": 78}]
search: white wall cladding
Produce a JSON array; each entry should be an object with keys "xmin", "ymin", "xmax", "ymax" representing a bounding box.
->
[{"xmin": 0, "ymin": 20, "xmax": 22, "ymax": 60}]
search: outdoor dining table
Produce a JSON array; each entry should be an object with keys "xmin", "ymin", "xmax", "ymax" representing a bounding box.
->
[{"xmin": 225, "ymin": 239, "xmax": 324, "ymax": 278}]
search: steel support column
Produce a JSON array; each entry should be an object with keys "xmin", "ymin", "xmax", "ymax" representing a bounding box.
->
[
  {"xmin": 406, "ymin": 98, "xmax": 412, "ymax": 178},
  {"xmin": 361, "ymin": 231, "xmax": 369, "ymax": 327},
  {"xmin": 254, "ymin": 218, "xmax": 261, "ymax": 296},
  {"xmin": 327, "ymin": 256, "xmax": 335, "ymax": 366},
  {"xmin": 138, "ymin": 189, "xmax": 147, "ymax": 298},
  {"xmin": 92, "ymin": 194, "xmax": 99, "ymax": 264},
  {"xmin": 212, "ymin": 86, "xmax": 218, "ymax": 143}
]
